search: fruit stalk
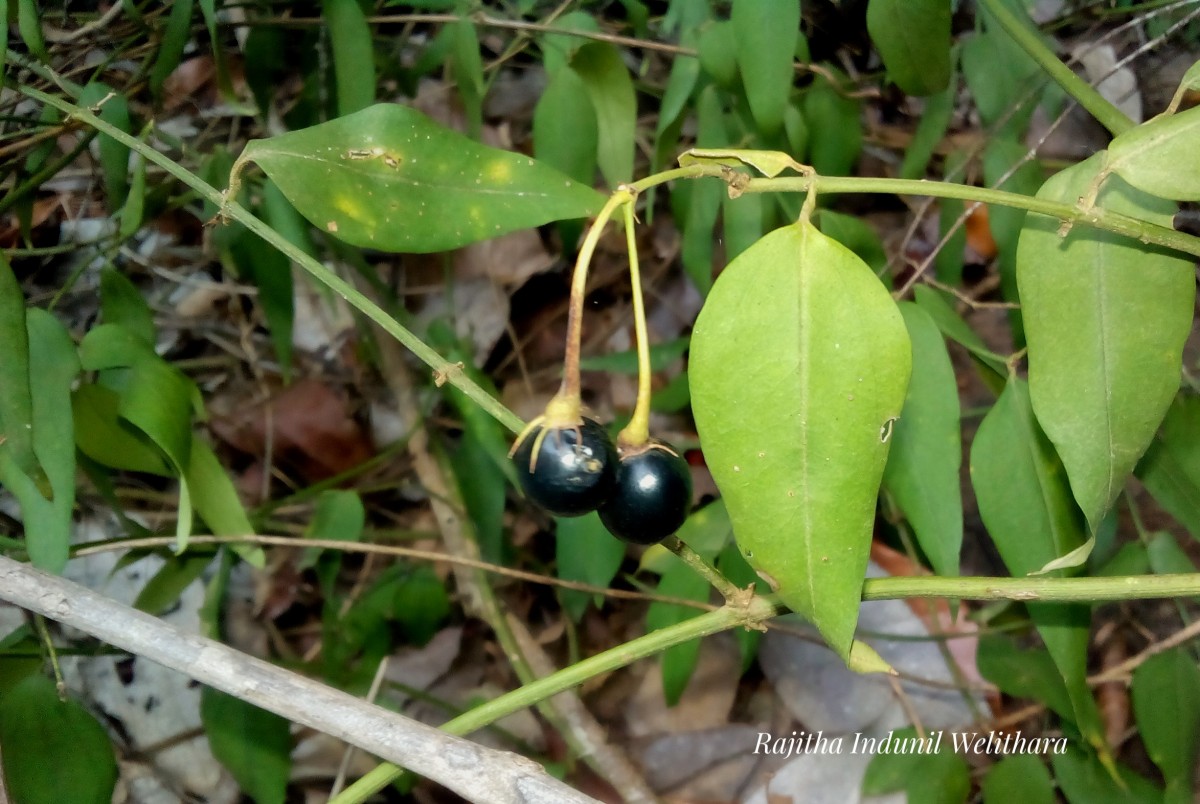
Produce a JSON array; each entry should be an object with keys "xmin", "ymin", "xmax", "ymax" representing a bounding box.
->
[{"xmin": 617, "ymin": 198, "xmax": 652, "ymax": 448}]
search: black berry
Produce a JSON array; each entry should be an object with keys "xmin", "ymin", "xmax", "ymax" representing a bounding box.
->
[
  {"xmin": 512, "ymin": 418, "xmax": 617, "ymax": 517},
  {"xmin": 599, "ymin": 440, "xmax": 692, "ymax": 544}
]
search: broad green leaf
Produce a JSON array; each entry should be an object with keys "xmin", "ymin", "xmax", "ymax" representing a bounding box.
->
[
  {"xmin": 1053, "ymin": 744, "xmax": 1164, "ymax": 804},
  {"xmin": 731, "ymin": 0, "xmax": 799, "ymax": 135},
  {"xmin": 571, "ymin": 43, "xmax": 636, "ymax": 188},
  {"xmin": 556, "ymin": 513, "xmax": 625, "ymax": 621},
  {"xmin": 1164, "ymin": 59, "xmax": 1200, "ymax": 114},
  {"xmin": 961, "ymin": 26, "xmax": 1040, "ymax": 136},
  {"xmin": 533, "ymin": 67, "xmax": 598, "ymax": 187},
  {"xmin": 1132, "ymin": 649, "xmax": 1200, "ymax": 804},
  {"xmin": 900, "ymin": 76, "xmax": 956, "ymax": 179},
  {"xmin": 1106, "ymin": 104, "xmax": 1200, "ymax": 201},
  {"xmin": 0, "ymin": 675, "xmax": 117, "ymax": 804},
  {"xmin": 882, "ymin": 302, "xmax": 962, "ymax": 577},
  {"xmin": 981, "ymin": 753, "xmax": 1055, "ymax": 804},
  {"xmin": 323, "ymin": 0, "xmax": 375, "ymax": 116},
  {"xmin": 0, "ymin": 310, "xmax": 80, "ymax": 572},
  {"xmin": 1018, "ymin": 153, "xmax": 1195, "ymax": 532},
  {"xmin": 697, "ymin": 21, "xmax": 738, "ymax": 88},
  {"xmin": 802, "ymin": 71, "xmax": 862, "ymax": 177},
  {"xmin": 861, "ymin": 727, "xmax": 970, "ymax": 804},
  {"xmin": 233, "ymin": 104, "xmax": 605, "ymax": 253},
  {"xmin": 73, "ymin": 383, "xmax": 172, "ymax": 476},
  {"xmin": 201, "ymin": 687, "xmax": 291, "ymax": 804},
  {"xmin": 646, "ymin": 556, "xmax": 712, "ymax": 706},
  {"xmin": 815, "ymin": 209, "xmax": 888, "ymax": 276},
  {"xmin": 690, "ymin": 220, "xmax": 912, "ymax": 660},
  {"xmin": 867, "ymin": 0, "xmax": 951, "ymax": 96},
  {"xmin": 970, "ymin": 377, "xmax": 1105, "ymax": 753},
  {"xmin": 539, "ymin": 11, "xmax": 598, "ymax": 72},
  {"xmin": 1136, "ymin": 392, "xmax": 1200, "ymax": 541},
  {"xmin": 1147, "ymin": 531, "xmax": 1197, "ymax": 579},
  {"xmin": 393, "ymin": 567, "xmax": 451, "ymax": 646}
]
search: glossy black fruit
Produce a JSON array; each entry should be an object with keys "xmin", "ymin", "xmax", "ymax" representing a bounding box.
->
[
  {"xmin": 599, "ymin": 441, "xmax": 692, "ymax": 544},
  {"xmin": 513, "ymin": 418, "xmax": 618, "ymax": 517}
]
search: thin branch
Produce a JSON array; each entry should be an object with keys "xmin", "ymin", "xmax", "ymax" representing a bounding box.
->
[{"xmin": 0, "ymin": 555, "xmax": 598, "ymax": 804}]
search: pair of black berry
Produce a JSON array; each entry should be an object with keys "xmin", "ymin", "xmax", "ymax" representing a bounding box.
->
[{"xmin": 511, "ymin": 418, "xmax": 692, "ymax": 545}]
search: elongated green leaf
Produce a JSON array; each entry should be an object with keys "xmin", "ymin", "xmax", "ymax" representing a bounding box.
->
[
  {"xmin": 977, "ymin": 633, "xmax": 1074, "ymax": 722},
  {"xmin": 1132, "ymin": 649, "xmax": 1200, "ymax": 804},
  {"xmin": 882, "ymin": 302, "xmax": 962, "ymax": 577},
  {"xmin": 78, "ymin": 83, "xmax": 133, "ymax": 209},
  {"xmin": 0, "ymin": 254, "xmax": 40, "ymax": 484},
  {"xmin": 100, "ymin": 268, "xmax": 155, "ymax": 346},
  {"xmin": 323, "ymin": 0, "xmax": 375, "ymax": 116},
  {"xmin": 723, "ymin": 191, "xmax": 765, "ymax": 261},
  {"xmin": 676, "ymin": 86, "xmax": 727, "ymax": 294},
  {"xmin": 16, "ymin": 0, "xmax": 48, "ymax": 61},
  {"xmin": 970, "ymin": 377, "xmax": 1105, "ymax": 753},
  {"xmin": 861, "ymin": 727, "xmax": 970, "ymax": 804},
  {"xmin": 186, "ymin": 437, "xmax": 266, "ymax": 568},
  {"xmin": 0, "ymin": 310, "xmax": 80, "ymax": 572},
  {"xmin": 451, "ymin": 19, "xmax": 485, "ymax": 137},
  {"xmin": 900, "ymin": 76, "xmax": 956, "ymax": 179},
  {"xmin": 539, "ymin": 11, "xmax": 598, "ymax": 72},
  {"xmin": 690, "ymin": 220, "xmax": 911, "ymax": 660},
  {"xmin": 1106, "ymin": 105, "xmax": 1200, "ymax": 201},
  {"xmin": 981, "ymin": 754, "xmax": 1055, "ymax": 804},
  {"xmin": 867, "ymin": 0, "xmax": 951, "ymax": 96},
  {"xmin": 646, "ymin": 558, "xmax": 713, "ymax": 706},
  {"xmin": 815, "ymin": 209, "xmax": 888, "ymax": 276},
  {"xmin": 533, "ymin": 67, "xmax": 598, "ymax": 186},
  {"xmin": 0, "ymin": 675, "xmax": 117, "ymax": 804},
  {"xmin": 571, "ymin": 43, "xmax": 636, "ymax": 188},
  {"xmin": 730, "ymin": 0, "xmax": 799, "ymax": 135},
  {"xmin": 1018, "ymin": 153, "xmax": 1195, "ymax": 532},
  {"xmin": 698, "ymin": 21, "xmax": 738, "ymax": 88},
  {"xmin": 1136, "ymin": 393, "xmax": 1200, "ymax": 541},
  {"xmin": 802, "ymin": 72, "xmax": 862, "ymax": 177},
  {"xmin": 1053, "ymin": 745, "xmax": 1164, "ymax": 804},
  {"xmin": 134, "ymin": 551, "xmax": 216, "ymax": 614},
  {"xmin": 912, "ymin": 285, "xmax": 1007, "ymax": 378},
  {"xmin": 557, "ymin": 513, "xmax": 625, "ymax": 622},
  {"xmin": 201, "ymin": 687, "xmax": 291, "ymax": 804},
  {"xmin": 72, "ymin": 383, "xmax": 173, "ymax": 475},
  {"xmin": 984, "ymin": 135, "xmax": 1044, "ymax": 342},
  {"xmin": 149, "ymin": 0, "xmax": 195, "ymax": 99},
  {"xmin": 235, "ymin": 104, "xmax": 605, "ymax": 252}
]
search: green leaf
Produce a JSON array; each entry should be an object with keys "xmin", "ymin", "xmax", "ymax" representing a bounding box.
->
[
  {"xmin": 538, "ymin": 11, "xmax": 598, "ymax": 72},
  {"xmin": 815, "ymin": 209, "xmax": 888, "ymax": 276},
  {"xmin": 0, "ymin": 254, "xmax": 42, "ymax": 486},
  {"xmin": 73, "ymin": 383, "xmax": 172, "ymax": 476},
  {"xmin": 730, "ymin": 0, "xmax": 799, "ymax": 135},
  {"xmin": 723, "ymin": 191, "xmax": 765, "ymax": 261},
  {"xmin": 571, "ymin": 43, "xmax": 636, "ymax": 188},
  {"xmin": 867, "ymin": 0, "xmax": 951, "ymax": 96},
  {"xmin": 100, "ymin": 268, "xmax": 155, "ymax": 346},
  {"xmin": 676, "ymin": 86, "xmax": 727, "ymax": 294},
  {"xmin": 882, "ymin": 302, "xmax": 963, "ymax": 577},
  {"xmin": 579, "ymin": 336, "xmax": 690, "ymax": 374},
  {"xmin": 861, "ymin": 727, "xmax": 970, "ymax": 804},
  {"xmin": 0, "ymin": 675, "xmax": 117, "ymax": 804},
  {"xmin": 912, "ymin": 285, "xmax": 1007, "ymax": 378},
  {"xmin": 323, "ymin": 0, "xmax": 375, "ymax": 116},
  {"xmin": 969, "ymin": 377, "xmax": 1105, "ymax": 752},
  {"xmin": 186, "ymin": 437, "xmax": 266, "ymax": 568},
  {"xmin": 1136, "ymin": 392, "xmax": 1200, "ymax": 541},
  {"xmin": 450, "ymin": 19, "xmax": 485, "ymax": 137},
  {"xmin": 698, "ymin": 21, "xmax": 738, "ymax": 88},
  {"xmin": 1147, "ymin": 531, "xmax": 1197, "ymax": 578},
  {"xmin": 984, "ymin": 135, "xmax": 1044, "ymax": 340},
  {"xmin": 1132, "ymin": 649, "xmax": 1200, "ymax": 804},
  {"xmin": 680, "ymin": 147, "xmax": 805, "ymax": 179},
  {"xmin": 251, "ymin": 184, "xmax": 298, "ymax": 378},
  {"xmin": 393, "ymin": 567, "xmax": 451, "ymax": 646},
  {"xmin": 234, "ymin": 104, "xmax": 605, "ymax": 253},
  {"xmin": 690, "ymin": 220, "xmax": 912, "ymax": 660},
  {"xmin": 1053, "ymin": 744, "xmax": 1164, "ymax": 804},
  {"xmin": 78, "ymin": 83, "xmax": 133, "ymax": 210},
  {"xmin": 449, "ymin": 425, "xmax": 507, "ymax": 564},
  {"xmin": 149, "ymin": 0, "xmax": 195, "ymax": 100},
  {"xmin": 802, "ymin": 71, "xmax": 863, "ymax": 177},
  {"xmin": 557, "ymin": 513, "xmax": 625, "ymax": 621},
  {"xmin": 900, "ymin": 76, "xmax": 956, "ymax": 179},
  {"xmin": 533, "ymin": 67, "xmax": 599, "ymax": 186},
  {"xmin": 646, "ymin": 557, "xmax": 712, "ymax": 705},
  {"xmin": 1017, "ymin": 152, "xmax": 1195, "ymax": 532},
  {"xmin": 976, "ymin": 633, "xmax": 1074, "ymax": 722},
  {"xmin": 0, "ymin": 310, "xmax": 80, "ymax": 572},
  {"xmin": 134, "ymin": 551, "xmax": 217, "ymax": 614},
  {"xmin": 1106, "ymin": 104, "xmax": 1200, "ymax": 201},
  {"xmin": 981, "ymin": 753, "xmax": 1056, "ymax": 804},
  {"xmin": 201, "ymin": 687, "xmax": 291, "ymax": 804}
]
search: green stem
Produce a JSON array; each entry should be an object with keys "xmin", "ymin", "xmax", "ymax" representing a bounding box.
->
[
  {"xmin": 616, "ymin": 200, "xmax": 652, "ymax": 447},
  {"xmin": 750, "ymin": 174, "xmax": 1200, "ymax": 259},
  {"xmin": 18, "ymin": 83, "xmax": 526, "ymax": 435},
  {"xmin": 977, "ymin": 0, "xmax": 1134, "ymax": 136},
  {"xmin": 863, "ymin": 573, "xmax": 1200, "ymax": 602}
]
